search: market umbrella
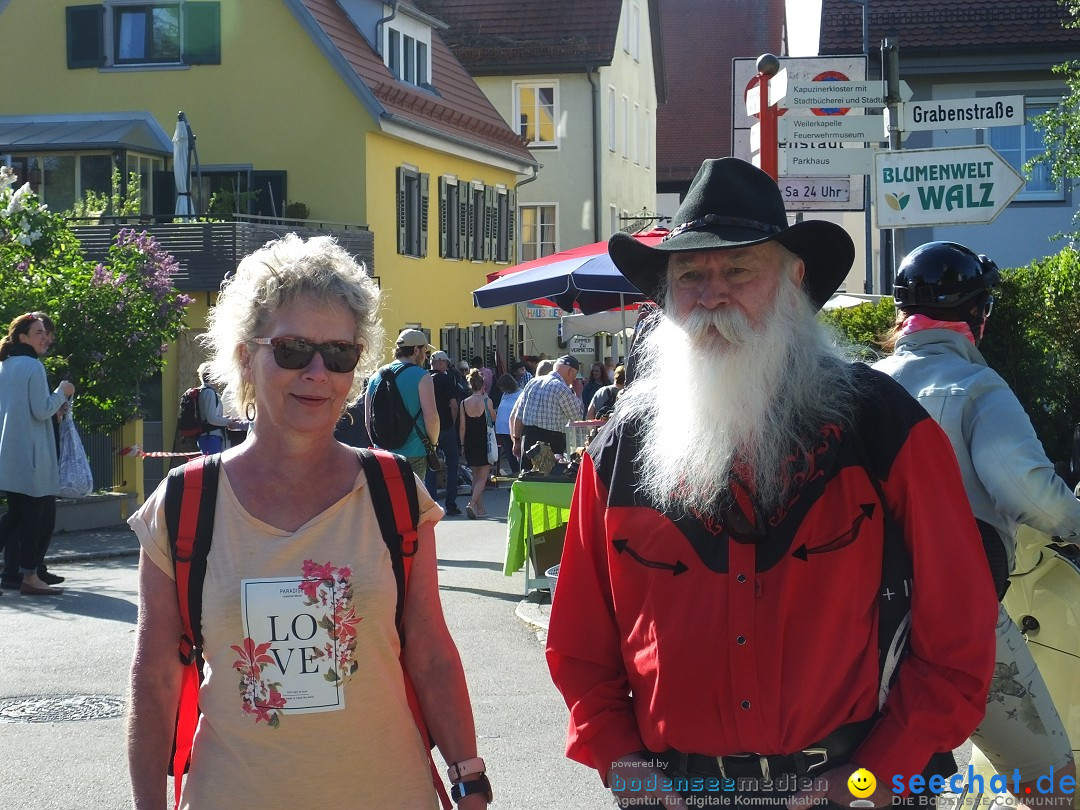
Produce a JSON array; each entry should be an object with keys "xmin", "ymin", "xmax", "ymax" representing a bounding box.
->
[
  {"xmin": 172, "ymin": 111, "xmax": 196, "ymax": 219},
  {"xmin": 472, "ymin": 227, "xmax": 668, "ymax": 315}
]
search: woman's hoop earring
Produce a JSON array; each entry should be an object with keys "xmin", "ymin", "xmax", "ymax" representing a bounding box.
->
[{"xmin": 245, "ymin": 402, "xmax": 256, "ymax": 421}]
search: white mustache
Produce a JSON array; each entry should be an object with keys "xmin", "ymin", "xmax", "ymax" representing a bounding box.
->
[{"xmin": 679, "ymin": 305, "xmax": 756, "ymax": 346}]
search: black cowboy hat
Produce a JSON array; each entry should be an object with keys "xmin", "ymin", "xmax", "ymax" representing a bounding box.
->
[{"xmin": 609, "ymin": 158, "xmax": 854, "ymax": 310}]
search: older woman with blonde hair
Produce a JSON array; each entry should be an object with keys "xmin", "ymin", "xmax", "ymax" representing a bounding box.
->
[{"xmin": 127, "ymin": 234, "xmax": 490, "ymax": 808}]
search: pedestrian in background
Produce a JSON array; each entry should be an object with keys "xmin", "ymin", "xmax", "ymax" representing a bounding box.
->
[
  {"xmin": 470, "ymin": 355, "xmax": 493, "ymax": 396},
  {"xmin": 494, "ymin": 374, "xmax": 522, "ymax": 476},
  {"xmin": 580, "ymin": 363, "xmax": 608, "ymax": 419},
  {"xmin": 459, "ymin": 369, "xmax": 495, "ymax": 519},
  {"xmin": 0, "ymin": 313, "xmax": 75, "ymax": 596},
  {"xmin": 427, "ymin": 350, "xmax": 462, "ymax": 516}
]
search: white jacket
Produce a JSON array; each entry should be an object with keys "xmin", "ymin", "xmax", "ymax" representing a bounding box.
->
[
  {"xmin": 0, "ymin": 355, "xmax": 68, "ymax": 497},
  {"xmin": 874, "ymin": 328, "xmax": 1080, "ymax": 570}
]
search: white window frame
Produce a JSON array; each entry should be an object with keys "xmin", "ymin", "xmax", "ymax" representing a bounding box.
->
[
  {"xmin": 383, "ymin": 11, "xmax": 432, "ymax": 88},
  {"xmin": 630, "ymin": 0, "xmax": 641, "ymax": 61},
  {"xmin": 621, "ymin": 95, "xmax": 629, "ymax": 159},
  {"xmin": 633, "ymin": 102, "xmax": 641, "ymax": 165},
  {"xmin": 621, "ymin": 0, "xmax": 630, "ymax": 53},
  {"xmin": 986, "ymin": 95, "xmax": 1064, "ymax": 202},
  {"xmin": 645, "ymin": 109, "xmax": 652, "ymax": 168},
  {"xmin": 519, "ymin": 203, "xmax": 558, "ymax": 262},
  {"xmin": 514, "ymin": 81, "xmax": 560, "ymax": 148},
  {"xmin": 607, "ymin": 86, "xmax": 617, "ymax": 152}
]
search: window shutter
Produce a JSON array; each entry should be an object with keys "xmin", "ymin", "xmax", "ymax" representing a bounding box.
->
[
  {"xmin": 459, "ymin": 191, "xmax": 470, "ymax": 261},
  {"xmin": 419, "ymin": 173, "xmax": 429, "ymax": 258},
  {"xmin": 66, "ymin": 5, "xmax": 105, "ymax": 69},
  {"xmin": 464, "ymin": 188, "xmax": 475, "ymax": 261},
  {"xmin": 507, "ymin": 189, "xmax": 516, "ymax": 264},
  {"xmin": 396, "ymin": 167, "xmax": 407, "ymax": 255},
  {"xmin": 438, "ymin": 176, "xmax": 448, "ymax": 258},
  {"xmin": 484, "ymin": 186, "xmax": 496, "ymax": 262},
  {"xmin": 183, "ymin": 2, "xmax": 222, "ymax": 65}
]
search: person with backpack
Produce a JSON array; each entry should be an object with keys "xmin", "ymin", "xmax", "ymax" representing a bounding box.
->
[
  {"xmin": 365, "ymin": 328, "xmax": 440, "ymax": 479},
  {"xmin": 127, "ymin": 234, "xmax": 491, "ymax": 809},
  {"xmin": 191, "ymin": 363, "xmax": 240, "ymax": 455},
  {"xmin": 875, "ymin": 241, "xmax": 1078, "ymax": 808}
]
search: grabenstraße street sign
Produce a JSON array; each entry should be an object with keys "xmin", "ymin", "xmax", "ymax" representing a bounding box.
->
[
  {"xmin": 873, "ymin": 145, "xmax": 1025, "ymax": 228},
  {"xmin": 896, "ymin": 95, "xmax": 1025, "ymax": 132}
]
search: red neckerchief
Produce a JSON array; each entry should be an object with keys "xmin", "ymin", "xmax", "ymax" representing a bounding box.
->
[{"xmin": 898, "ymin": 314, "xmax": 976, "ymax": 346}]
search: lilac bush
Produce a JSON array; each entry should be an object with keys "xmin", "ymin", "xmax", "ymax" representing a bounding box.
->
[{"xmin": 0, "ymin": 167, "xmax": 191, "ymax": 429}]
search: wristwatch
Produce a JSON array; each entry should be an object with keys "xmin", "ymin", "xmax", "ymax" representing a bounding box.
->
[
  {"xmin": 447, "ymin": 757, "xmax": 486, "ymax": 783},
  {"xmin": 450, "ymin": 774, "xmax": 493, "ymax": 804}
]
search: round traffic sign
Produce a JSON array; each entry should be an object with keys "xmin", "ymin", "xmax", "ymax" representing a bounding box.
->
[{"xmin": 811, "ymin": 70, "xmax": 850, "ymax": 116}]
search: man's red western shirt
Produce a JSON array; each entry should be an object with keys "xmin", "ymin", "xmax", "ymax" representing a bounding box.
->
[{"xmin": 546, "ymin": 365, "xmax": 996, "ymax": 783}]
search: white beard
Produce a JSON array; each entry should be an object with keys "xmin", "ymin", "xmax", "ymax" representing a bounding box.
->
[{"xmin": 616, "ymin": 277, "xmax": 858, "ymax": 516}]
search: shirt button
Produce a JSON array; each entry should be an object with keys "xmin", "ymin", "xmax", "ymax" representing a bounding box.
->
[
  {"xmin": 741, "ymin": 700, "xmax": 751, "ymax": 710},
  {"xmin": 737, "ymin": 574, "xmax": 747, "ymax": 583},
  {"xmin": 737, "ymin": 635, "xmax": 746, "ymax": 645}
]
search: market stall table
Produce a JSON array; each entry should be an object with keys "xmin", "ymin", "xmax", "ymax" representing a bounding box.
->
[{"xmin": 504, "ymin": 477, "xmax": 574, "ymax": 593}]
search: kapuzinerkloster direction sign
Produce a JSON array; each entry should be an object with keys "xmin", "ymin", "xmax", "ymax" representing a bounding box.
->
[{"xmin": 873, "ymin": 145, "xmax": 1025, "ymax": 228}]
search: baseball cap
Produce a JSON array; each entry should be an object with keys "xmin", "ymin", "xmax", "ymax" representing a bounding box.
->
[
  {"xmin": 396, "ymin": 329, "xmax": 435, "ymax": 350},
  {"xmin": 430, "ymin": 350, "xmax": 450, "ymax": 364},
  {"xmin": 556, "ymin": 354, "xmax": 580, "ymax": 370}
]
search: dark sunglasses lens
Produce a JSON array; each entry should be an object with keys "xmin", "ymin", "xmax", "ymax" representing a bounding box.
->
[
  {"xmin": 272, "ymin": 338, "xmax": 316, "ymax": 369},
  {"xmin": 269, "ymin": 338, "xmax": 360, "ymax": 373},
  {"xmin": 320, "ymin": 343, "xmax": 361, "ymax": 373}
]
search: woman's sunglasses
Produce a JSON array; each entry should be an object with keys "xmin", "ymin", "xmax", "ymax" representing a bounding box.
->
[{"xmin": 253, "ymin": 337, "xmax": 362, "ymax": 373}]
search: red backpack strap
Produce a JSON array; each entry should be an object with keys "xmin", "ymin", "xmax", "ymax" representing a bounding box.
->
[
  {"xmin": 163, "ymin": 455, "xmax": 220, "ymax": 809},
  {"xmin": 358, "ymin": 449, "xmax": 450, "ymax": 810}
]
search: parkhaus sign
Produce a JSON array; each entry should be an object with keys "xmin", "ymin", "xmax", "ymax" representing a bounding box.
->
[{"xmin": 873, "ymin": 145, "xmax": 1025, "ymax": 228}]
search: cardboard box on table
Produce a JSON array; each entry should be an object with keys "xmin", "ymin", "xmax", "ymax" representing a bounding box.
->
[{"xmin": 529, "ymin": 524, "xmax": 566, "ymax": 581}]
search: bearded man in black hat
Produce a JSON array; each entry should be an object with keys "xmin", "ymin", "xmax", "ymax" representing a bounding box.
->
[{"xmin": 545, "ymin": 159, "xmax": 997, "ymax": 809}]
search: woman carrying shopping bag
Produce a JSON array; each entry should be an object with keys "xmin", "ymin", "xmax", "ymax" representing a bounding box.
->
[{"xmin": 0, "ymin": 313, "xmax": 75, "ymax": 596}]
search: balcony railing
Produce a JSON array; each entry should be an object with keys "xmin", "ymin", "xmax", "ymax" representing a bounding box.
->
[{"xmin": 68, "ymin": 215, "xmax": 375, "ymax": 291}]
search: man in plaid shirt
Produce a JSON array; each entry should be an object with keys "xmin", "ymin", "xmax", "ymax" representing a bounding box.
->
[{"xmin": 510, "ymin": 355, "xmax": 583, "ymax": 470}]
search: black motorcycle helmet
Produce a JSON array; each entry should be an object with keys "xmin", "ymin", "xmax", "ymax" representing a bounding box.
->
[{"xmin": 893, "ymin": 241, "xmax": 1000, "ymax": 310}]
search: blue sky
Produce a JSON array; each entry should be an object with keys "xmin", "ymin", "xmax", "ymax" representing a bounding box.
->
[{"xmin": 786, "ymin": 0, "xmax": 823, "ymax": 56}]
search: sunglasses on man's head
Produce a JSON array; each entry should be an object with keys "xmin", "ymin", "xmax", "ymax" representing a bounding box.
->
[{"xmin": 252, "ymin": 337, "xmax": 362, "ymax": 373}]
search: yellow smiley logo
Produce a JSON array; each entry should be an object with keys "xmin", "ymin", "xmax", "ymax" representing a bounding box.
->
[{"xmin": 847, "ymin": 768, "xmax": 877, "ymax": 799}]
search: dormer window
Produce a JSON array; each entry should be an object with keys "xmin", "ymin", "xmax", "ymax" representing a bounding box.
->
[{"xmin": 383, "ymin": 12, "xmax": 432, "ymax": 88}]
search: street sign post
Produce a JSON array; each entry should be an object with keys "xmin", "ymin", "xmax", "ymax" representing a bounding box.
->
[
  {"xmin": 895, "ymin": 95, "xmax": 1025, "ymax": 132},
  {"xmin": 873, "ymin": 145, "xmax": 1025, "ymax": 228}
]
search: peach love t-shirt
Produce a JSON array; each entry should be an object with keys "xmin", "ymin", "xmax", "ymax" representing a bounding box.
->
[{"xmin": 129, "ymin": 460, "xmax": 443, "ymax": 809}]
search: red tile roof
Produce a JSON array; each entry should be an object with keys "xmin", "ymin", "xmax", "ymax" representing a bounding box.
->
[
  {"xmin": 300, "ymin": 0, "xmax": 533, "ymax": 163},
  {"xmin": 820, "ymin": 0, "xmax": 1080, "ymax": 54},
  {"xmin": 413, "ymin": 0, "xmax": 624, "ymax": 72},
  {"xmin": 656, "ymin": 0, "xmax": 786, "ymax": 187}
]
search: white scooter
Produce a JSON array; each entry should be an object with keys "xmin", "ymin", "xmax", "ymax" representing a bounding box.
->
[{"xmin": 958, "ymin": 524, "xmax": 1080, "ymax": 809}]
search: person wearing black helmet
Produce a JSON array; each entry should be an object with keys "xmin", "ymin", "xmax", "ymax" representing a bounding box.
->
[{"xmin": 875, "ymin": 241, "xmax": 1078, "ymax": 807}]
